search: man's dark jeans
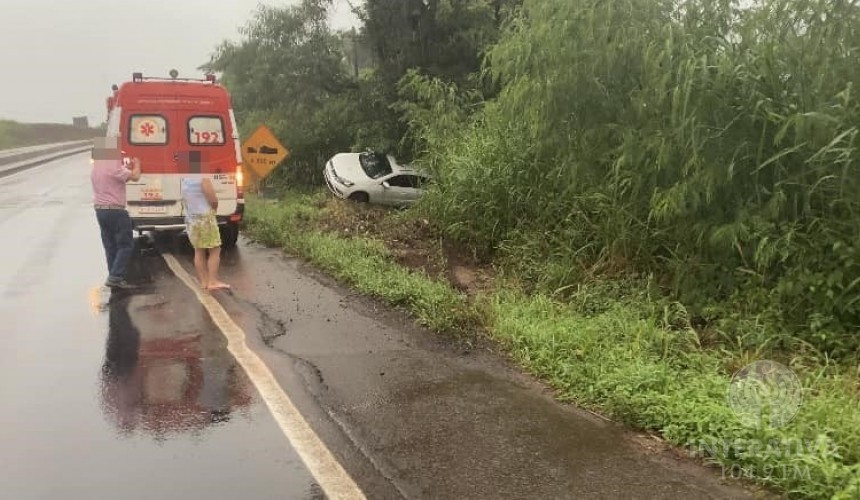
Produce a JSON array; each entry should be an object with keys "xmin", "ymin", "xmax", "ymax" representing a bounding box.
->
[{"xmin": 95, "ymin": 209, "xmax": 134, "ymax": 282}]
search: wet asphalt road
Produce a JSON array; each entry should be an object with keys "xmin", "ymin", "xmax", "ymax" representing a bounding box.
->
[
  {"xmin": 0, "ymin": 153, "xmax": 756, "ymax": 499},
  {"xmin": 0, "ymin": 154, "xmax": 320, "ymax": 499}
]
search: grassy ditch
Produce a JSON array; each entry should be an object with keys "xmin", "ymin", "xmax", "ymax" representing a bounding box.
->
[{"xmin": 244, "ymin": 192, "xmax": 860, "ymax": 499}]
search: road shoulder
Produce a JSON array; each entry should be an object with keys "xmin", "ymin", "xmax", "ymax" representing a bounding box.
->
[{"xmin": 183, "ymin": 238, "xmax": 754, "ymax": 499}]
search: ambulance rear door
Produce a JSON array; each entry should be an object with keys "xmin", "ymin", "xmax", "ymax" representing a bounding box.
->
[
  {"xmin": 125, "ymin": 111, "xmax": 184, "ymax": 222},
  {"xmin": 184, "ymin": 113, "xmax": 238, "ymax": 218}
]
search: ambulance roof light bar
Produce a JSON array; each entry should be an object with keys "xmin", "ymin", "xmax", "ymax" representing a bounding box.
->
[{"xmin": 130, "ymin": 71, "xmax": 217, "ymax": 84}]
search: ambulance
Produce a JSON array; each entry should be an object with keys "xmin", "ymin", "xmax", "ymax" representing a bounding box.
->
[{"xmin": 104, "ymin": 70, "xmax": 244, "ymax": 248}]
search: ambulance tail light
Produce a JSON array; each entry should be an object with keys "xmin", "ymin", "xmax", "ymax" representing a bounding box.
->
[{"xmin": 236, "ymin": 165, "xmax": 244, "ymax": 199}]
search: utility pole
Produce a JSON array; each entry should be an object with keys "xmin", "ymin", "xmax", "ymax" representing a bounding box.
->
[{"xmin": 352, "ymin": 27, "xmax": 360, "ymax": 79}]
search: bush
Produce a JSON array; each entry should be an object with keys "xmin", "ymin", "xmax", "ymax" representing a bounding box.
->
[{"xmin": 413, "ymin": 0, "xmax": 860, "ymax": 356}]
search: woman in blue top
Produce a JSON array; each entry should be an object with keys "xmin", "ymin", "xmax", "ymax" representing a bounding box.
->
[{"xmin": 181, "ymin": 177, "xmax": 230, "ymax": 290}]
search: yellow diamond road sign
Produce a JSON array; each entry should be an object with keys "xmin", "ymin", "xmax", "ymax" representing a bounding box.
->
[{"xmin": 241, "ymin": 125, "xmax": 289, "ymax": 179}]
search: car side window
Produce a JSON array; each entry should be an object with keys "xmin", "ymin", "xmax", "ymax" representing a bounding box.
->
[
  {"xmin": 386, "ymin": 175, "xmax": 414, "ymax": 188},
  {"xmin": 397, "ymin": 175, "xmax": 428, "ymax": 188}
]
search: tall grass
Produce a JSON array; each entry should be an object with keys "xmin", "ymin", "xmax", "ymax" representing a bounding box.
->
[{"xmin": 412, "ymin": 0, "xmax": 860, "ymax": 356}]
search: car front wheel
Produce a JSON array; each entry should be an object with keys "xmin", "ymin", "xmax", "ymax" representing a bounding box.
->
[{"xmin": 349, "ymin": 192, "xmax": 369, "ymax": 203}]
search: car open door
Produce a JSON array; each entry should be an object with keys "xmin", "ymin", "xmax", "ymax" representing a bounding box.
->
[{"xmin": 382, "ymin": 174, "xmax": 424, "ymax": 206}]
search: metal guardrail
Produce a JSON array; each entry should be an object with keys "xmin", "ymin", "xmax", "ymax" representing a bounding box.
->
[
  {"xmin": 0, "ymin": 140, "xmax": 93, "ymax": 178},
  {"xmin": 0, "ymin": 140, "xmax": 92, "ymax": 165}
]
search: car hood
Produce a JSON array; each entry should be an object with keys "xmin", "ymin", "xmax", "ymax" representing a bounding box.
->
[{"xmin": 329, "ymin": 153, "xmax": 368, "ymax": 183}]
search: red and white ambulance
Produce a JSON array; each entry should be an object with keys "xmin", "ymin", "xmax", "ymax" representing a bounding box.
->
[{"xmin": 104, "ymin": 71, "xmax": 244, "ymax": 248}]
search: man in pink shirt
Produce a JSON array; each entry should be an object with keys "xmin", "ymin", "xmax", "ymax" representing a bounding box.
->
[{"xmin": 91, "ymin": 137, "xmax": 141, "ymax": 289}]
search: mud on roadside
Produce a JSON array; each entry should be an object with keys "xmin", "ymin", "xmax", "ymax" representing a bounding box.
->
[{"xmin": 315, "ymin": 197, "xmax": 496, "ymax": 296}]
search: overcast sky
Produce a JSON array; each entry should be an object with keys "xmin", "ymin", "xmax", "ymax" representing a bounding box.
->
[{"xmin": 0, "ymin": 0, "xmax": 359, "ymax": 125}]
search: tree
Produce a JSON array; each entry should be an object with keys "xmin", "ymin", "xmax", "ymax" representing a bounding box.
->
[
  {"xmin": 362, "ymin": 0, "xmax": 520, "ymax": 86},
  {"xmin": 202, "ymin": 0, "xmax": 356, "ymax": 185},
  {"xmin": 359, "ymin": 0, "xmax": 523, "ymax": 158}
]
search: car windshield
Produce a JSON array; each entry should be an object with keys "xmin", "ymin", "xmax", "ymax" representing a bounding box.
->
[{"xmin": 359, "ymin": 152, "xmax": 393, "ymax": 179}]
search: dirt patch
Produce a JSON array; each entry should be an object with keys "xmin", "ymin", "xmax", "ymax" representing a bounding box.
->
[
  {"xmin": 315, "ymin": 198, "xmax": 495, "ymax": 295},
  {"xmin": 385, "ymin": 216, "xmax": 446, "ymax": 279},
  {"xmin": 449, "ymin": 265, "xmax": 477, "ymax": 290},
  {"xmin": 316, "ymin": 198, "xmax": 390, "ymax": 237},
  {"xmin": 443, "ymin": 239, "xmax": 494, "ymax": 295}
]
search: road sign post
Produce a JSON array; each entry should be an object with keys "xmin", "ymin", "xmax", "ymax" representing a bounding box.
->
[{"xmin": 241, "ymin": 125, "xmax": 289, "ymax": 193}]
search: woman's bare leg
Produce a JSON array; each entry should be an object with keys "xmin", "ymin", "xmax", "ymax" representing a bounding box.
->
[
  {"xmin": 207, "ymin": 247, "xmax": 230, "ymax": 289},
  {"xmin": 194, "ymin": 248, "xmax": 209, "ymax": 289}
]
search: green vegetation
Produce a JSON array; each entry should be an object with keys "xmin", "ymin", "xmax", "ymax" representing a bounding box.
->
[
  {"xmin": 415, "ymin": 0, "xmax": 860, "ymax": 359},
  {"xmin": 244, "ymin": 192, "xmax": 860, "ymax": 498},
  {"xmin": 0, "ymin": 120, "xmax": 101, "ymax": 150},
  {"xmin": 213, "ymin": 0, "xmax": 860, "ymax": 496}
]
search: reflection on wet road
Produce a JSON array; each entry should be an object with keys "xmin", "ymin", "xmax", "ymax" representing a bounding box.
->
[
  {"xmin": 0, "ymin": 155, "xmax": 321, "ymax": 499},
  {"xmin": 100, "ymin": 284, "xmax": 251, "ymax": 440}
]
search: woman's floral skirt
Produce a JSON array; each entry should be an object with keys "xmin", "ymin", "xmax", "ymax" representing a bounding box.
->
[{"xmin": 187, "ymin": 212, "xmax": 221, "ymax": 249}]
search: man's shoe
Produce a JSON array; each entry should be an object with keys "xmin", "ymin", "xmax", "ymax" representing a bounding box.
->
[{"xmin": 105, "ymin": 279, "xmax": 137, "ymax": 290}]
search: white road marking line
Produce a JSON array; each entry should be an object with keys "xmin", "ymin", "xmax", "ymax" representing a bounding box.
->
[{"xmin": 162, "ymin": 253, "xmax": 366, "ymax": 500}]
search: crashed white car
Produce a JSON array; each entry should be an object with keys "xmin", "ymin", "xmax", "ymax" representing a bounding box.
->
[{"xmin": 324, "ymin": 151, "xmax": 430, "ymax": 207}]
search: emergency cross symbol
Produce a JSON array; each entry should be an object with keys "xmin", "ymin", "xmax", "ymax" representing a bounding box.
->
[{"xmin": 140, "ymin": 122, "xmax": 156, "ymax": 137}]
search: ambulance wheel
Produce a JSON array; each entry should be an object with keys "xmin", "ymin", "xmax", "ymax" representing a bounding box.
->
[{"xmin": 220, "ymin": 223, "xmax": 239, "ymax": 249}]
